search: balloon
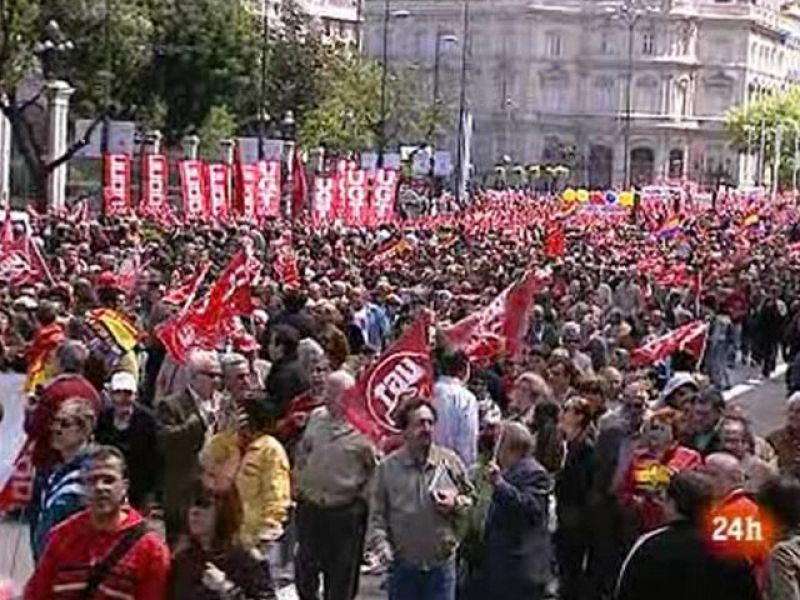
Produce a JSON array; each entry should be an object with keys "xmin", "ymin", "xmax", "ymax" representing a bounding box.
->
[
  {"xmin": 619, "ymin": 191, "xmax": 634, "ymax": 207},
  {"xmin": 562, "ymin": 188, "xmax": 577, "ymax": 203},
  {"xmin": 590, "ymin": 191, "xmax": 604, "ymax": 205},
  {"xmin": 577, "ymin": 189, "xmax": 589, "ymax": 203},
  {"xmin": 605, "ymin": 191, "xmax": 618, "ymax": 204}
]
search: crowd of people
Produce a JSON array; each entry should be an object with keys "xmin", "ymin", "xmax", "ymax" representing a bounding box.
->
[{"xmin": 5, "ymin": 189, "xmax": 800, "ymax": 600}]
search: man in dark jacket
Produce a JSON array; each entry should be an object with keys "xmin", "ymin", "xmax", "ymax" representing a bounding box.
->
[
  {"xmin": 615, "ymin": 470, "xmax": 760, "ymax": 600},
  {"xmin": 482, "ymin": 421, "xmax": 553, "ymax": 600},
  {"xmin": 95, "ymin": 372, "xmax": 160, "ymax": 510},
  {"xmin": 264, "ymin": 324, "xmax": 310, "ymax": 420},
  {"xmin": 270, "ymin": 289, "xmax": 319, "ymax": 339}
]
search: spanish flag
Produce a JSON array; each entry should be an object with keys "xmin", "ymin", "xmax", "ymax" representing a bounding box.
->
[
  {"xmin": 84, "ymin": 308, "xmax": 142, "ymax": 368},
  {"xmin": 655, "ymin": 215, "xmax": 683, "ymax": 239},
  {"xmin": 24, "ymin": 322, "xmax": 65, "ymax": 394}
]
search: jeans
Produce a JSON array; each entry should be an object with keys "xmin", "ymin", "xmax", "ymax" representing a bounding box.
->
[{"xmin": 388, "ymin": 560, "xmax": 456, "ymax": 600}]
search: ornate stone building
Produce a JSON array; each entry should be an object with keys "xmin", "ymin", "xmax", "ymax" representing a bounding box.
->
[
  {"xmin": 244, "ymin": 0, "xmax": 361, "ymax": 45},
  {"xmin": 364, "ymin": 0, "xmax": 800, "ymax": 186}
]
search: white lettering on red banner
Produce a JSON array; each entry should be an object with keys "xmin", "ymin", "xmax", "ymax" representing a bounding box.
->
[
  {"xmin": 103, "ymin": 154, "xmax": 131, "ymax": 216},
  {"xmin": 179, "ymin": 160, "xmax": 209, "ymax": 220},
  {"xmin": 140, "ymin": 154, "xmax": 169, "ymax": 217},
  {"xmin": 256, "ymin": 160, "xmax": 282, "ymax": 218},
  {"xmin": 345, "ymin": 168, "xmax": 369, "ymax": 226},
  {"xmin": 237, "ymin": 165, "xmax": 260, "ymax": 221},
  {"xmin": 370, "ymin": 168, "xmax": 398, "ymax": 225},
  {"xmin": 312, "ymin": 176, "xmax": 337, "ymax": 228},
  {"xmin": 206, "ymin": 163, "xmax": 230, "ymax": 221}
]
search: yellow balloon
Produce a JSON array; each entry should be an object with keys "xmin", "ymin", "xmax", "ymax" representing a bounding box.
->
[
  {"xmin": 577, "ymin": 188, "xmax": 589, "ymax": 203},
  {"xmin": 562, "ymin": 188, "xmax": 577, "ymax": 202},
  {"xmin": 619, "ymin": 191, "xmax": 634, "ymax": 207}
]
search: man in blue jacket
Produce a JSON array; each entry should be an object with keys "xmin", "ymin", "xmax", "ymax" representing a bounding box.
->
[{"xmin": 482, "ymin": 421, "xmax": 553, "ymax": 600}]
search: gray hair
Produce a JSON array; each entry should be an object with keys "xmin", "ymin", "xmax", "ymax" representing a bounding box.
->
[
  {"xmin": 501, "ymin": 421, "xmax": 535, "ymax": 456},
  {"xmin": 187, "ymin": 349, "xmax": 220, "ymax": 375},
  {"xmin": 298, "ymin": 338, "xmax": 325, "ymax": 372},
  {"xmin": 788, "ymin": 392, "xmax": 800, "ymax": 411},
  {"xmin": 220, "ymin": 352, "xmax": 248, "ymax": 373}
]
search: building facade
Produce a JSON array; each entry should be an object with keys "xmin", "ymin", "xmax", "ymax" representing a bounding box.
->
[
  {"xmin": 243, "ymin": 0, "xmax": 361, "ymax": 46},
  {"xmin": 364, "ymin": 0, "xmax": 800, "ymax": 187}
]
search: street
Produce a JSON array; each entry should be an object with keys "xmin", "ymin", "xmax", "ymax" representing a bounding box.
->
[{"xmin": 0, "ymin": 363, "xmax": 791, "ymax": 599}]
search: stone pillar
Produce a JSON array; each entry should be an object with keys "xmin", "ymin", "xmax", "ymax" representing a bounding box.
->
[
  {"xmin": 0, "ymin": 100, "xmax": 12, "ymax": 202},
  {"xmin": 143, "ymin": 130, "xmax": 163, "ymax": 155},
  {"xmin": 219, "ymin": 139, "xmax": 235, "ymax": 165},
  {"xmin": 46, "ymin": 80, "xmax": 75, "ymax": 213},
  {"xmin": 309, "ymin": 147, "xmax": 325, "ymax": 173},
  {"xmin": 181, "ymin": 135, "xmax": 200, "ymax": 160}
]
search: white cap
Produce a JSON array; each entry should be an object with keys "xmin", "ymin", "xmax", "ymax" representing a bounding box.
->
[{"xmin": 109, "ymin": 371, "xmax": 137, "ymax": 393}]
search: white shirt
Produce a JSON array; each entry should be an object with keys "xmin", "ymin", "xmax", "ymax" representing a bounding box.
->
[{"xmin": 432, "ymin": 376, "xmax": 479, "ymax": 468}]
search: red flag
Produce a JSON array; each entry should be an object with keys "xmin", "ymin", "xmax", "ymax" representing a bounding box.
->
[
  {"xmin": 443, "ymin": 271, "xmax": 545, "ymax": 362},
  {"xmin": 273, "ymin": 391, "xmax": 319, "ymax": 443},
  {"xmin": 179, "ymin": 160, "xmax": 209, "ymax": 221},
  {"xmin": 291, "ymin": 152, "xmax": 307, "ymax": 219},
  {"xmin": 0, "ymin": 440, "xmax": 34, "ymax": 511},
  {"xmin": 103, "ymin": 153, "xmax": 132, "ymax": 216},
  {"xmin": 368, "ymin": 238, "xmax": 414, "ymax": 266},
  {"xmin": 342, "ymin": 313, "xmax": 434, "ymax": 445},
  {"xmin": 544, "ymin": 225, "xmax": 566, "ymax": 259},
  {"xmin": 162, "ymin": 262, "xmax": 210, "ymax": 307},
  {"xmin": 272, "ymin": 234, "xmax": 300, "ymax": 288},
  {"xmin": 156, "ymin": 250, "xmax": 261, "ymax": 362},
  {"xmin": 631, "ymin": 321, "xmax": 709, "ymax": 366}
]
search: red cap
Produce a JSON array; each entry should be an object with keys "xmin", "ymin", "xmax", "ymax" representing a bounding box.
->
[{"xmin": 98, "ymin": 271, "xmax": 118, "ymax": 288}]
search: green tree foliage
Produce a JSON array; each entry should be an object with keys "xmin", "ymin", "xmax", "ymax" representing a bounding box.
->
[
  {"xmin": 300, "ymin": 54, "xmax": 451, "ymax": 154},
  {"xmin": 726, "ymin": 87, "xmax": 800, "ymax": 185},
  {"xmin": 197, "ymin": 104, "xmax": 236, "ymax": 160}
]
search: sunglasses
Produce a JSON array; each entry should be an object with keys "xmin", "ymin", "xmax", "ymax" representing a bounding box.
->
[
  {"xmin": 200, "ymin": 371, "xmax": 223, "ymax": 380},
  {"xmin": 52, "ymin": 417, "xmax": 81, "ymax": 430}
]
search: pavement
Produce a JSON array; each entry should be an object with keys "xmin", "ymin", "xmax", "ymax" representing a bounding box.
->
[{"xmin": 0, "ymin": 361, "xmax": 792, "ymax": 599}]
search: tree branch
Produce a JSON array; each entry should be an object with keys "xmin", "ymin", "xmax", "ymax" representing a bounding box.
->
[
  {"xmin": 16, "ymin": 87, "xmax": 45, "ymax": 113},
  {"xmin": 44, "ymin": 113, "xmax": 105, "ymax": 172}
]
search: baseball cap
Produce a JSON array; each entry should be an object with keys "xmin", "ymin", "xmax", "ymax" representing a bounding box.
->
[{"xmin": 109, "ymin": 371, "xmax": 137, "ymax": 393}]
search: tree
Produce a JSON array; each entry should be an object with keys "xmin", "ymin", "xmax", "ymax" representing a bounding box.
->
[
  {"xmin": 197, "ymin": 104, "xmax": 236, "ymax": 161},
  {"xmin": 0, "ymin": 0, "xmax": 156, "ymax": 198},
  {"xmin": 299, "ymin": 53, "xmax": 451, "ymax": 155},
  {"xmin": 726, "ymin": 86, "xmax": 800, "ymax": 186}
]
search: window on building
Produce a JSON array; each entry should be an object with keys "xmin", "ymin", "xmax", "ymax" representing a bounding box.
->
[
  {"xmin": 642, "ymin": 30, "xmax": 656, "ymax": 55},
  {"xmin": 594, "ymin": 77, "xmax": 616, "ymax": 112},
  {"xmin": 634, "ymin": 76, "xmax": 660, "ymax": 112},
  {"xmin": 542, "ymin": 77, "xmax": 566, "ymax": 110},
  {"xmin": 545, "ymin": 32, "xmax": 562, "ymax": 58},
  {"xmin": 600, "ymin": 30, "xmax": 613, "ymax": 55}
]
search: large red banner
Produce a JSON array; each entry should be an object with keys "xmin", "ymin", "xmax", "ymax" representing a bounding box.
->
[
  {"xmin": 206, "ymin": 163, "xmax": 230, "ymax": 222},
  {"xmin": 179, "ymin": 160, "xmax": 208, "ymax": 221},
  {"xmin": 103, "ymin": 153, "xmax": 132, "ymax": 216},
  {"xmin": 256, "ymin": 160, "xmax": 282, "ymax": 218},
  {"xmin": 344, "ymin": 167, "xmax": 369, "ymax": 226},
  {"xmin": 311, "ymin": 175, "xmax": 339, "ymax": 227},
  {"xmin": 140, "ymin": 154, "xmax": 169, "ymax": 218},
  {"xmin": 370, "ymin": 168, "xmax": 398, "ymax": 225}
]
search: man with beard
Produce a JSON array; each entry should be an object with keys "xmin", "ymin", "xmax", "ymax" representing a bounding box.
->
[
  {"xmin": 25, "ymin": 445, "xmax": 170, "ymax": 600},
  {"xmin": 368, "ymin": 399, "xmax": 473, "ymax": 600}
]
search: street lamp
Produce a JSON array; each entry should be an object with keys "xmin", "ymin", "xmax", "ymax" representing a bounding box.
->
[
  {"xmin": 606, "ymin": 0, "xmax": 658, "ymax": 192},
  {"xmin": 259, "ymin": 0, "xmax": 271, "ymax": 160},
  {"xmin": 454, "ymin": 0, "xmax": 472, "ymax": 205},
  {"xmin": 33, "ymin": 21, "xmax": 74, "ymax": 80},
  {"xmin": 428, "ymin": 31, "xmax": 458, "ymax": 200},
  {"xmin": 377, "ymin": 5, "xmax": 410, "ymax": 166}
]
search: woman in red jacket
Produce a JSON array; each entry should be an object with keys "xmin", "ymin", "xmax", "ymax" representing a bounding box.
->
[{"xmin": 619, "ymin": 407, "xmax": 703, "ymax": 535}]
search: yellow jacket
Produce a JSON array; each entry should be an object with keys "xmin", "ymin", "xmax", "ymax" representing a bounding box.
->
[
  {"xmin": 237, "ymin": 434, "xmax": 291, "ymax": 548},
  {"xmin": 200, "ymin": 431, "xmax": 292, "ymax": 547}
]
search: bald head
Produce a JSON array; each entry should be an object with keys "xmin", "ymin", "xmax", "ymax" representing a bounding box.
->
[{"xmin": 705, "ymin": 452, "xmax": 744, "ymax": 498}]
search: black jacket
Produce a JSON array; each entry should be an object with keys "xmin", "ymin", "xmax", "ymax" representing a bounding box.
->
[
  {"xmin": 556, "ymin": 435, "xmax": 595, "ymax": 532},
  {"xmin": 482, "ymin": 457, "xmax": 553, "ymax": 597},
  {"xmin": 95, "ymin": 406, "xmax": 160, "ymax": 508},
  {"xmin": 265, "ymin": 356, "xmax": 310, "ymax": 420},
  {"xmin": 615, "ymin": 519, "xmax": 760, "ymax": 600}
]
